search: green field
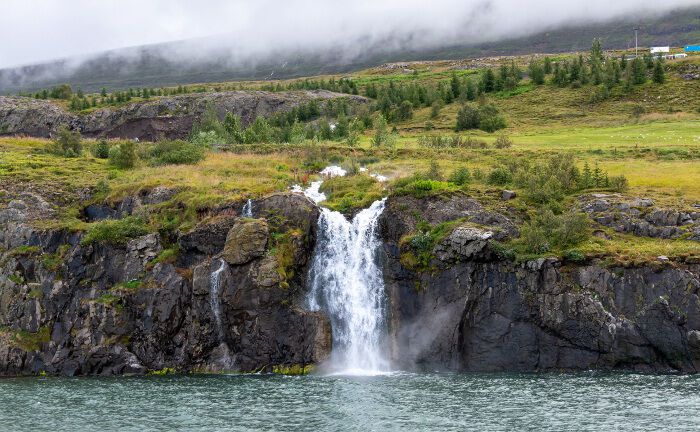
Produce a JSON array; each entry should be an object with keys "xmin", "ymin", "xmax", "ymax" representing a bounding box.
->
[{"xmin": 2, "ymin": 50, "xmax": 700, "ymax": 263}]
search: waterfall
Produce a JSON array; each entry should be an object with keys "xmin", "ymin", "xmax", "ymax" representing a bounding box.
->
[
  {"xmin": 210, "ymin": 259, "xmax": 226, "ymax": 341},
  {"xmin": 308, "ymin": 199, "xmax": 389, "ymax": 374},
  {"xmin": 241, "ymin": 199, "xmax": 253, "ymax": 218}
]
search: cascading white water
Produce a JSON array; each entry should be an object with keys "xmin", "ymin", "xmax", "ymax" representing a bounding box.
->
[
  {"xmin": 210, "ymin": 259, "xmax": 227, "ymax": 341},
  {"xmin": 241, "ymin": 199, "xmax": 253, "ymax": 218},
  {"xmin": 307, "ymin": 199, "xmax": 390, "ymax": 374}
]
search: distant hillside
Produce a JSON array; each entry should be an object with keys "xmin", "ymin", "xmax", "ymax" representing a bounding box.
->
[{"xmin": 1, "ymin": 6, "xmax": 699, "ymax": 94}]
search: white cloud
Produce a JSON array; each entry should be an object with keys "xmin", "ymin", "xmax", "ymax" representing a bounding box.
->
[{"xmin": 0, "ymin": 0, "xmax": 698, "ymax": 68}]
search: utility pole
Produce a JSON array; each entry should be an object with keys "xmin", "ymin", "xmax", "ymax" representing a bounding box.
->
[{"xmin": 634, "ymin": 26, "xmax": 639, "ymax": 57}]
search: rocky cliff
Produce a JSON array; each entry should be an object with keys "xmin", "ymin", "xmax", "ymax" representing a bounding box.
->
[
  {"xmin": 379, "ymin": 194, "xmax": 700, "ymax": 373},
  {"xmin": 0, "ymin": 190, "xmax": 330, "ymax": 376},
  {"xmin": 1, "ymin": 189, "xmax": 699, "ymax": 376},
  {"xmin": 0, "ymin": 90, "xmax": 367, "ymax": 141}
]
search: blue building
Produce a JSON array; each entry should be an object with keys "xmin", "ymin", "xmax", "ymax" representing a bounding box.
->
[{"xmin": 685, "ymin": 45, "xmax": 700, "ymax": 52}]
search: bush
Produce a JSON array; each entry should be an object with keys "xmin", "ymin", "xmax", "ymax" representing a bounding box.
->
[
  {"xmin": 487, "ymin": 166, "xmax": 513, "ymax": 185},
  {"xmin": 47, "ymin": 127, "xmax": 82, "ymax": 157},
  {"xmin": 478, "ymin": 104, "xmax": 507, "ymax": 133},
  {"xmin": 563, "ymin": 249, "xmax": 586, "ymax": 263},
  {"xmin": 91, "ymin": 139, "xmax": 110, "ymax": 159},
  {"xmin": 108, "ymin": 141, "xmax": 138, "ymax": 169},
  {"xmin": 521, "ymin": 208, "xmax": 590, "ymax": 253},
  {"xmin": 149, "ymin": 140, "xmax": 205, "ymax": 166},
  {"xmin": 608, "ymin": 175, "xmax": 629, "ymax": 192},
  {"xmin": 493, "ymin": 134, "xmax": 513, "ymax": 149},
  {"xmin": 448, "ymin": 167, "xmax": 471, "ymax": 186},
  {"xmin": 455, "ymin": 104, "xmax": 480, "ymax": 131},
  {"xmin": 426, "ymin": 160, "xmax": 443, "ymax": 181}
]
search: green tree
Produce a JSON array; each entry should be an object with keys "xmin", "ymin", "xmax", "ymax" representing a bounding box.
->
[
  {"xmin": 346, "ymin": 118, "xmax": 363, "ymax": 147},
  {"xmin": 543, "ymin": 57, "xmax": 552, "ymax": 75},
  {"xmin": 395, "ymin": 100, "xmax": 414, "ymax": 121},
  {"xmin": 221, "ymin": 113, "xmax": 243, "ymax": 144},
  {"xmin": 108, "ymin": 141, "xmax": 137, "ymax": 169},
  {"xmin": 477, "ymin": 104, "xmax": 507, "ymax": 133},
  {"xmin": 450, "ymin": 72, "xmax": 461, "ymax": 98},
  {"xmin": 652, "ymin": 58, "xmax": 666, "ymax": 84},
  {"xmin": 455, "ymin": 104, "xmax": 480, "ymax": 131},
  {"xmin": 590, "ymin": 38, "xmax": 604, "ymax": 64},
  {"xmin": 481, "ymin": 69, "xmax": 496, "ymax": 93},
  {"xmin": 289, "ymin": 119, "xmax": 306, "ymax": 144},
  {"xmin": 528, "ymin": 60, "xmax": 545, "ymax": 85},
  {"xmin": 631, "ymin": 57, "xmax": 647, "ymax": 85},
  {"xmin": 48, "ymin": 126, "xmax": 82, "ymax": 157},
  {"xmin": 371, "ymin": 114, "xmax": 390, "ymax": 147}
]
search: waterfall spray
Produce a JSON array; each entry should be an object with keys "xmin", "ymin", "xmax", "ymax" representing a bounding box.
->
[{"xmin": 308, "ymin": 199, "xmax": 389, "ymax": 374}]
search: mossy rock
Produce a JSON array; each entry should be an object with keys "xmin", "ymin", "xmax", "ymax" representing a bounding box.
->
[{"xmin": 222, "ymin": 219, "xmax": 269, "ymax": 265}]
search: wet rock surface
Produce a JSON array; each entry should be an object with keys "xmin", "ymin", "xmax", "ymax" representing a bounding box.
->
[
  {"xmin": 2, "ymin": 189, "xmax": 699, "ymax": 376},
  {"xmin": 0, "ymin": 90, "xmax": 368, "ymax": 141},
  {"xmin": 0, "ymin": 192, "xmax": 329, "ymax": 376},
  {"xmin": 380, "ymin": 194, "xmax": 700, "ymax": 373}
]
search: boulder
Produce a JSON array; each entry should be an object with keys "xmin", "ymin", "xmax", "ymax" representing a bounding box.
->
[
  {"xmin": 222, "ymin": 219, "xmax": 269, "ymax": 265},
  {"xmin": 501, "ymin": 190, "xmax": 516, "ymax": 200}
]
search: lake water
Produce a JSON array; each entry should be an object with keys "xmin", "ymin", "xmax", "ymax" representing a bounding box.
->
[{"xmin": 1, "ymin": 372, "xmax": 698, "ymax": 431}]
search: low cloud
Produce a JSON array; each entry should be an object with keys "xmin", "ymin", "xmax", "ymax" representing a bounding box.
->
[{"xmin": 1, "ymin": 0, "xmax": 698, "ymax": 69}]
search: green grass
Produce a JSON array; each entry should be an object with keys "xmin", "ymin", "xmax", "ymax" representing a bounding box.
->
[
  {"xmin": 81, "ymin": 217, "xmax": 149, "ymax": 246},
  {"xmin": 0, "ymin": 326, "xmax": 51, "ymax": 351},
  {"xmin": 319, "ymin": 174, "xmax": 385, "ymax": 213}
]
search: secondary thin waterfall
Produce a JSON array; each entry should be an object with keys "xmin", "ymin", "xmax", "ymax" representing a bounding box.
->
[
  {"xmin": 307, "ymin": 199, "xmax": 389, "ymax": 374},
  {"xmin": 210, "ymin": 259, "xmax": 226, "ymax": 341},
  {"xmin": 241, "ymin": 199, "xmax": 253, "ymax": 218}
]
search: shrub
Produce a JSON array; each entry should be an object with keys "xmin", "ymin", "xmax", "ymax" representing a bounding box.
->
[
  {"xmin": 426, "ymin": 160, "xmax": 443, "ymax": 181},
  {"xmin": 478, "ymin": 104, "xmax": 507, "ymax": 132},
  {"xmin": 521, "ymin": 208, "xmax": 590, "ymax": 253},
  {"xmin": 47, "ymin": 127, "xmax": 82, "ymax": 157},
  {"xmin": 487, "ymin": 166, "xmax": 512, "ymax": 185},
  {"xmin": 91, "ymin": 139, "xmax": 110, "ymax": 159},
  {"xmin": 448, "ymin": 167, "xmax": 471, "ymax": 186},
  {"xmin": 563, "ymin": 249, "xmax": 586, "ymax": 263},
  {"xmin": 455, "ymin": 104, "xmax": 480, "ymax": 131},
  {"xmin": 493, "ymin": 134, "xmax": 513, "ymax": 149},
  {"xmin": 630, "ymin": 104, "xmax": 646, "ymax": 119},
  {"xmin": 608, "ymin": 175, "xmax": 629, "ymax": 192},
  {"xmin": 149, "ymin": 140, "xmax": 205, "ymax": 166},
  {"xmin": 108, "ymin": 141, "xmax": 138, "ymax": 169}
]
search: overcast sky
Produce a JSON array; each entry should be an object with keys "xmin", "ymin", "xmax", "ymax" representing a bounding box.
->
[{"xmin": 1, "ymin": 0, "xmax": 698, "ymax": 68}]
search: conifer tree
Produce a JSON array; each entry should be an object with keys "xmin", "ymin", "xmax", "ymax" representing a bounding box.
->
[
  {"xmin": 652, "ymin": 58, "xmax": 666, "ymax": 84},
  {"xmin": 450, "ymin": 72, "xmax": 461, "ymax": 98},
  {"xmin": 543, "ymin": 57, "xmax": 552, "ymax": 75}
]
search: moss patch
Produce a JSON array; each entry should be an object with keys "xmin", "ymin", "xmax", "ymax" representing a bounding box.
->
[{"xmin": 272, "ymin": 364, "xmax": 314, "ymax": 375}]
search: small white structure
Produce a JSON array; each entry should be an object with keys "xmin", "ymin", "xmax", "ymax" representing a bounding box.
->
[
  {"xmin": 674, "ymin": 53, "xmax": 688, "ymax": 59},
  {"xmin": 650, "ymin": 46, "xmax": 670, "ymax": 54}
]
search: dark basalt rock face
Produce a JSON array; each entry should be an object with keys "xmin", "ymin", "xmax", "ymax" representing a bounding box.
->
[
  {"xmin": 0, "ymin": 90, "xmax": 368, "ymax": 141},
  {"xmin": 1, "ymin": 189, "xmax": 699, "ymax": 376},
  {"xmin": 379, "ymin": 195, "xmax": 700, "ymax": 373},
  {"xmin": 0, "ymin": 192, "xmax": 329, "ymax": 376}
]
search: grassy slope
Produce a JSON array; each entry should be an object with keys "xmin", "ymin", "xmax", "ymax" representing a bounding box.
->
[{"xmin": 1, "ymin": 54, "xmax": 699, "ymax": 262}]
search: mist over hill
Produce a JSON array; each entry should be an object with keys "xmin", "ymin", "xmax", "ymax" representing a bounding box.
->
[{"xmin": 1, "ymin": 5, "xmax": 699, "ymax": 94}]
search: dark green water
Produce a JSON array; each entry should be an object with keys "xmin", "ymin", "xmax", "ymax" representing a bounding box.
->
[{"xmin": 1, "ymin": 372, "xmax": 698, "ymax": 431}]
